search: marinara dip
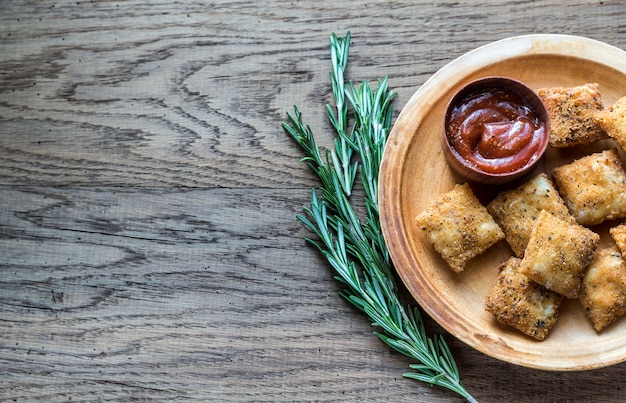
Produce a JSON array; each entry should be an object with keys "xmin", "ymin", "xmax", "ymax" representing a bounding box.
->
[{"xmin": 445, "ymin": 85, "xmax": 547, "ymax": 175}]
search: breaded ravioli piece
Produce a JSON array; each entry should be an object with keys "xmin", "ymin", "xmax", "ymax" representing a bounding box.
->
[
  {"xmin": 415, "ymin": 183, "xmax": 504, "ymax": 273},
  {"xmin": 580, "ymin": 245, "xmax": 626, "ymax": 332},
  {"xmin": 519, "ymin": 210, "xmax": 599, "ymax": 299},
  {"xmin": 485, "ymin": 256, "xmax": 564, "ymax": 341},
  {"xmin": 609, "ymin": 223, "xmax": 626, "ymax": 259},
  {"xmin": 595, "ymin": 95, "xmax": 626, "ymax": 152},
  {"xmin": 537, "ymin": 83, "xmax": 607, "ymax": 148},
  {"xmin": 553, "ymin": 148, "xmax": 626, "ymax": 226},
  {"xmin": 487, "ymin": 173, "xmax": 575, "ymax": 257}
]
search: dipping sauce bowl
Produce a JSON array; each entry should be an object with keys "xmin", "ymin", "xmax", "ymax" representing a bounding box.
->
[{"xmin": 442, "ymin": 77, "xmax": 550, "ymax": 185}]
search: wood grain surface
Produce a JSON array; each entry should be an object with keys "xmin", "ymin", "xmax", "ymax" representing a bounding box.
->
[{"xmin": 1, "ymin": 1, "xmax": 625, "ymax": 401}]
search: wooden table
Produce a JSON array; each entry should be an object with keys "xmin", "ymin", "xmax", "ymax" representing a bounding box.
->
[{"xmin": 2, "ymin": 1, "xmax": 625, "ymax": 401}]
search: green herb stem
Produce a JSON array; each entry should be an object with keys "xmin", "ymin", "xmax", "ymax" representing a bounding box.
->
[{"xmin": 283, "ymin": 32, "xmax": 477, "ymax": 403}]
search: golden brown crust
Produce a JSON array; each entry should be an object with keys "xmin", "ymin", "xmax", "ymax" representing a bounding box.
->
[
  {"xmin": 552, "ymin": 148, "xmax": 626, "ymax": 226},
  {"xmin": 485, "ymin": 256, "xmax": 564, "ymax": 341},
  {"xmin": 487, "ymin": 173, "xmax": 574, "ymax": 257},
  {"xmin": 519, "ymin": 210, "xmax": 599, "ymax": 299},
  {"xmin": 595, "ymin": 95, "xmax": 626, "ymax": 152},
  {"xmin": 579, "ymin": 245, "xmax": 626, "ymax": 332},
  {"xmin": 537, "ymin": 83, "xmax": 607, "ymax": 148},
  {"xmin": 415, "ymin": 183, "xmax": 504, "ymax": 272}
]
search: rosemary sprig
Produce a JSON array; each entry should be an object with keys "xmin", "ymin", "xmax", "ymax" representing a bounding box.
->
[{"xmin": 283, "ymin": 33, "xmax": 477, "ymax": 402}]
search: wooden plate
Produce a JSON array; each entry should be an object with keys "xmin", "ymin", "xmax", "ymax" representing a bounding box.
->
[{"xmin": 379, "ymin": 35, "xmax": 626, "ymax": 370}]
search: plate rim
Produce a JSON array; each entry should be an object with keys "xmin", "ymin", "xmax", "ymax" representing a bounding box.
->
[{"xmin": 379, "ymin": 34, "xmax": 626, "ymax": 370}]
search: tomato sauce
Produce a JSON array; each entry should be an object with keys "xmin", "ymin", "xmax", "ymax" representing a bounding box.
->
[{"xmin": 446, "ymin": 88, "xmax": 546, "ymax": 174}]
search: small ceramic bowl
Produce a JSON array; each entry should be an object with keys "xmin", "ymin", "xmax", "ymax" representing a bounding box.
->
[{"xmin": 442, "ymin": 76, "xmax": 550, "ymax": 185}]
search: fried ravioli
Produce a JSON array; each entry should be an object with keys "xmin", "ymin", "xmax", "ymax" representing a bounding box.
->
[
  {"xmin": 595, "ymin": 95, "xmax": 626, "ymax": 153},
  {"xmin": 415, "ymin": 183, "xmax": 504, "ymax": 273},
  {"xmin": 553, "ymin": 148, "xmax": 626, "ymax": 226},
  {"xmin": 519, "ymin": 210, "xmax": 599, "ymax": 299},
  {"xmin": 485, "ymin": 256, "xmax": 564, "ymax": 341},
  {"xmin": 487, "ymin": 173, "xmax": 575, "ymax": 257},
  {"xmin": 580, "ymin": 245, "xmax": 626, "ymax": 332},
  {"xmin": 610, "ymin": 223, "xmax": 626, "ymax": 260},
  {"xmin": 537, "ymin": 83, "xmax": 607, "ymax": 147}
]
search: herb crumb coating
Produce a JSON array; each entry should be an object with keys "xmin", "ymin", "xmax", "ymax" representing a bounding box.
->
[
  {"xmin": 580, "ymin": 246, "xmax": 626, "ymax": 332},
  {"xmin": 416, "ymin": 183, "xmax": 504, "ymax": 272},
  {"xmin": 486, "ymin": 256, "xmax": 564, "ymax": 341}
]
